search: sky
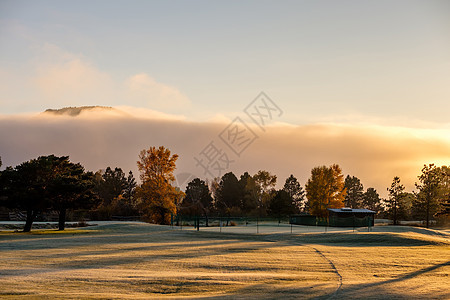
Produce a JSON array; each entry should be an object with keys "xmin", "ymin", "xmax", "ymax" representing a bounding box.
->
[{"xmin": 1, "ymin": 0, "xmax": 450, "ymax": 196}]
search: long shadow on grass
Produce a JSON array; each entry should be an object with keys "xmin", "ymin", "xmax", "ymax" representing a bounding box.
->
[
  {"xmin": 335, "ymin": 260, "xmax": 450, "ymax": 299},
  {"xmin": 0, "ymin": 224, "xmax": 328, "ymax": 278},
  {"xmin": 284, "ymin": 232, "xmax": 449, "ymax": 247},
  {"xmin": 195, "ymin": 282, "xmax": 337, "ymax": 300}
]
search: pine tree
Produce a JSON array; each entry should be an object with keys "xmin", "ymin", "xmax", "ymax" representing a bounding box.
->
[
  {"xmin": 413, "ymin": 164, "xmax": 442, "ymax": 228},
  {"xmin": 283, "ymin": 174, "xmax": 305, "ymax": 212},
  {"xmin": 344, "ymin": 175, "xmax": 364, "ymax": 208},
  {"xmin": 386, "ymin": 176, "xmax": 405, "ymax": 225}
]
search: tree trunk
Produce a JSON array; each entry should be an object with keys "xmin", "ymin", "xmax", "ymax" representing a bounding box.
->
[
  {"xmin": 426, "ymin": 195, "xmax": 430, "ymax": 228},
  {"xmin": 58, "ymin": 208, "xmax": 66, "ymax": 231},
  {"xmin": 23, "ymin": 209, "xmax": 35, "ymax": 232},
  {"xmin": 160, "ymin": 209, "xmax": 166, "ymax": 225},
  {"xmin": 393, "ymin": 199, "xmax": 398, "ymax": 225}
]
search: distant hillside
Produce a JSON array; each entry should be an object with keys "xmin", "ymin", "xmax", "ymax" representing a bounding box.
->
[{"xmin": 43, "ymin": 106, "xmax": 116, "ymax": 116}]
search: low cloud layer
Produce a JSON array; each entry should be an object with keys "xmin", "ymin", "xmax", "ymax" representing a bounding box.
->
[{"xmin": 1, "ymin": 108, "xmax": 449, "ymax": 197}]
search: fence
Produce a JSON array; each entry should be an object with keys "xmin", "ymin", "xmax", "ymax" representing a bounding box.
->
[{"xmin": 171, "ymin": 215, "xmax": 291, "ymax": 232}]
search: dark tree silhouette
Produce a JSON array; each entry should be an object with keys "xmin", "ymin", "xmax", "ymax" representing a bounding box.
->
[
  {"xmin": 1, "ymin": 155, "xmax": 97, "ymax": 231},
  {"xmin": 413, "ymin": 164, "xmax": 441, "ymax": 228},
  {"xmin": 283, "ymin": 174, "xmax": 305, "ymax": 213},
  {"xmin": 215, "ymin": 172, "xmax": 241, "ymax": 216},
  {"xmin": 386, "ymin": 176, "xmax": 405, "ymax": 225},
  {"xmin": 344, "ymin": 175, "xmax": 364, "ymax": 208},
  {"xmin": 94, "ymin": 167, "xmax": 137, "ymax": 219},
  {"xmin": 95, "ymin": 167, "xmax": 128, "ymax": 207},
  {"xmin": 363, "ymin": 187, "xmax": 382, "ymax": 212},
  {"xmin": 2, "ymin": 156, "xmax": 60, "ymax": 231},
  {"xmin": 48, "ymin": 157, "xmax": 97, "ymax": 230},
  {"xmin": 180, "ymin": 178, "xmax": 213, "ymax": 225},
  {"xmin": 239, "ymin": 172, "xmax": 258, "ymax": 214},
  {"xmin": 123, "ymin": 171, "xmax": 137, "ymax": 204},
  {"xmin": 268, "ymin": 190, "xmax": 296, "ymax": 218}
]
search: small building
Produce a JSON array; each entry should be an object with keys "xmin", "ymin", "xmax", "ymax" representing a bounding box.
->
[
  {"xmin": 328, "ymin": 208, "xmax": 376, "ymax": 227},
  {"xmin": 289, "ymin": 208, "xmax": 376, "ymax": 227}
]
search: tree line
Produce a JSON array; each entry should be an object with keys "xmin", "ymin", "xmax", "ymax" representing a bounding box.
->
[
  {"xmin": 0, "ymin": 148, "xmax": 449, "ymax": 231},
  {"xmin": 385, "ymin": 165, "xmax": 450, "ymax": 227}
]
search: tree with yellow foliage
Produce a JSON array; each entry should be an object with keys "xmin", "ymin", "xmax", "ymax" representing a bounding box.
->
[
  {"xmin": 305, "ymin": 164, "xmax": 346, "ymax": 218},
  {"xmin": 136, "ymin": 146, "xmax": 184, "ymax": 224}
]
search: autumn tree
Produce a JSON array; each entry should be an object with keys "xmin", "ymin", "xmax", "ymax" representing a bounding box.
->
[
  {"xmin": 386, "ymin": 176, "xmax": 405, "ymax": 225},
  {"xmin": 344, "ymin": 175, "xmax": 364, "ymax": 208},
  {"xmin": 136, "ymin": 146, "xmax": 184, "ymax": 224},
  {"xmin": 413, "ymin": 164, "xmax": 443, "ymax": 228},
  {"xmin": 283, "ymin": 174, "xmax": 305, "ymax": 213},
  {"xmin": 305, "ymin": 164, "xmax": 346, "ymax": 218}
]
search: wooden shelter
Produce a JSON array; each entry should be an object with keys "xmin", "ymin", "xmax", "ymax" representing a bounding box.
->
[
  {"xmin": 289, "ymin": 208, "xmax": 376, "ymax": 227},
  {"xmin": 327, "ymin": 208, "xmax": 376, "ymax": 227}
]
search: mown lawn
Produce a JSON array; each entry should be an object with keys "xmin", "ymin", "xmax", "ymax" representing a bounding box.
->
[{"xmin": 0, "ymin": 222, "xmax": 448, "ymax": 299}]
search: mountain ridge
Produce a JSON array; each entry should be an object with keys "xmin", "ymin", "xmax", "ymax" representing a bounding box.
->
[{"xmin": 43, "ymin": 106, "xmax": 116, "ymax": 116}]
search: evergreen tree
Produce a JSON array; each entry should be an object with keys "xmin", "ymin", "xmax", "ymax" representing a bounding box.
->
[
  {"xmin": 344, "ymin": 175, "xmax": 364, "ymax": 208},
  {"xmin": 268, "ymin": 190, "xmax": 296, "ymax": 218},
  {"xmin": 122, "ymin": 171, "xmax": 137, "ymax": 207},
  {"xmin": 215, "ymin": 172, "xmax": 241, "ymax": 216},
  {"xmin": 386, "ymin": 176, "xmax": 405, "ymax": 225},
  {"xmin": 436, "ymin": 166, "xmax": 450, "ymax": 217},
  {"xmin": 180, "ymin": 178, "xmax": 213, "ymax": 224},
  {"xmin": 96, "ymin": 167, "xmax": 128, "ymax": 206},
  {"xmin": 362, "ymin": 187, "xmax": 382, "ymax": 212},
  {"xmin": 413, "ymin": 164, "xmax": 442, "ymax": 228},
  {"xmin": 1, "ymin": 155, "xmax": 96, "ymax": 231},
  {"xmin": 283, "ymin": 174, "xmax": 305, "ymax": 213},
  {"xmin": 253, "ymin": 170, "xmax": 277, "ymax": 216},
  {"xmin": 48, "ymin": 157, "xmax": 97, "ymax": 230},
  {"xmin": 239, "ymin": 172, "xmax": 258, "ymax": 214}
]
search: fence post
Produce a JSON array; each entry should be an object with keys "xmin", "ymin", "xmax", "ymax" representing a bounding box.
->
[{"xmin": 353, "ymin": 214, "xmax": 355, "ymax": 232}]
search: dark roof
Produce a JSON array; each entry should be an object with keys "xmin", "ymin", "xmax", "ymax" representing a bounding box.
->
[{"xmin": 328, "ymin": 208, "xmax": 376, "ymax": 214}]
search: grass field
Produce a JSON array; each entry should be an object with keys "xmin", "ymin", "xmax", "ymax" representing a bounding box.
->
[{"xmin": 0, "ymin": 222, "xmax": 449, "ymax": 299}]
